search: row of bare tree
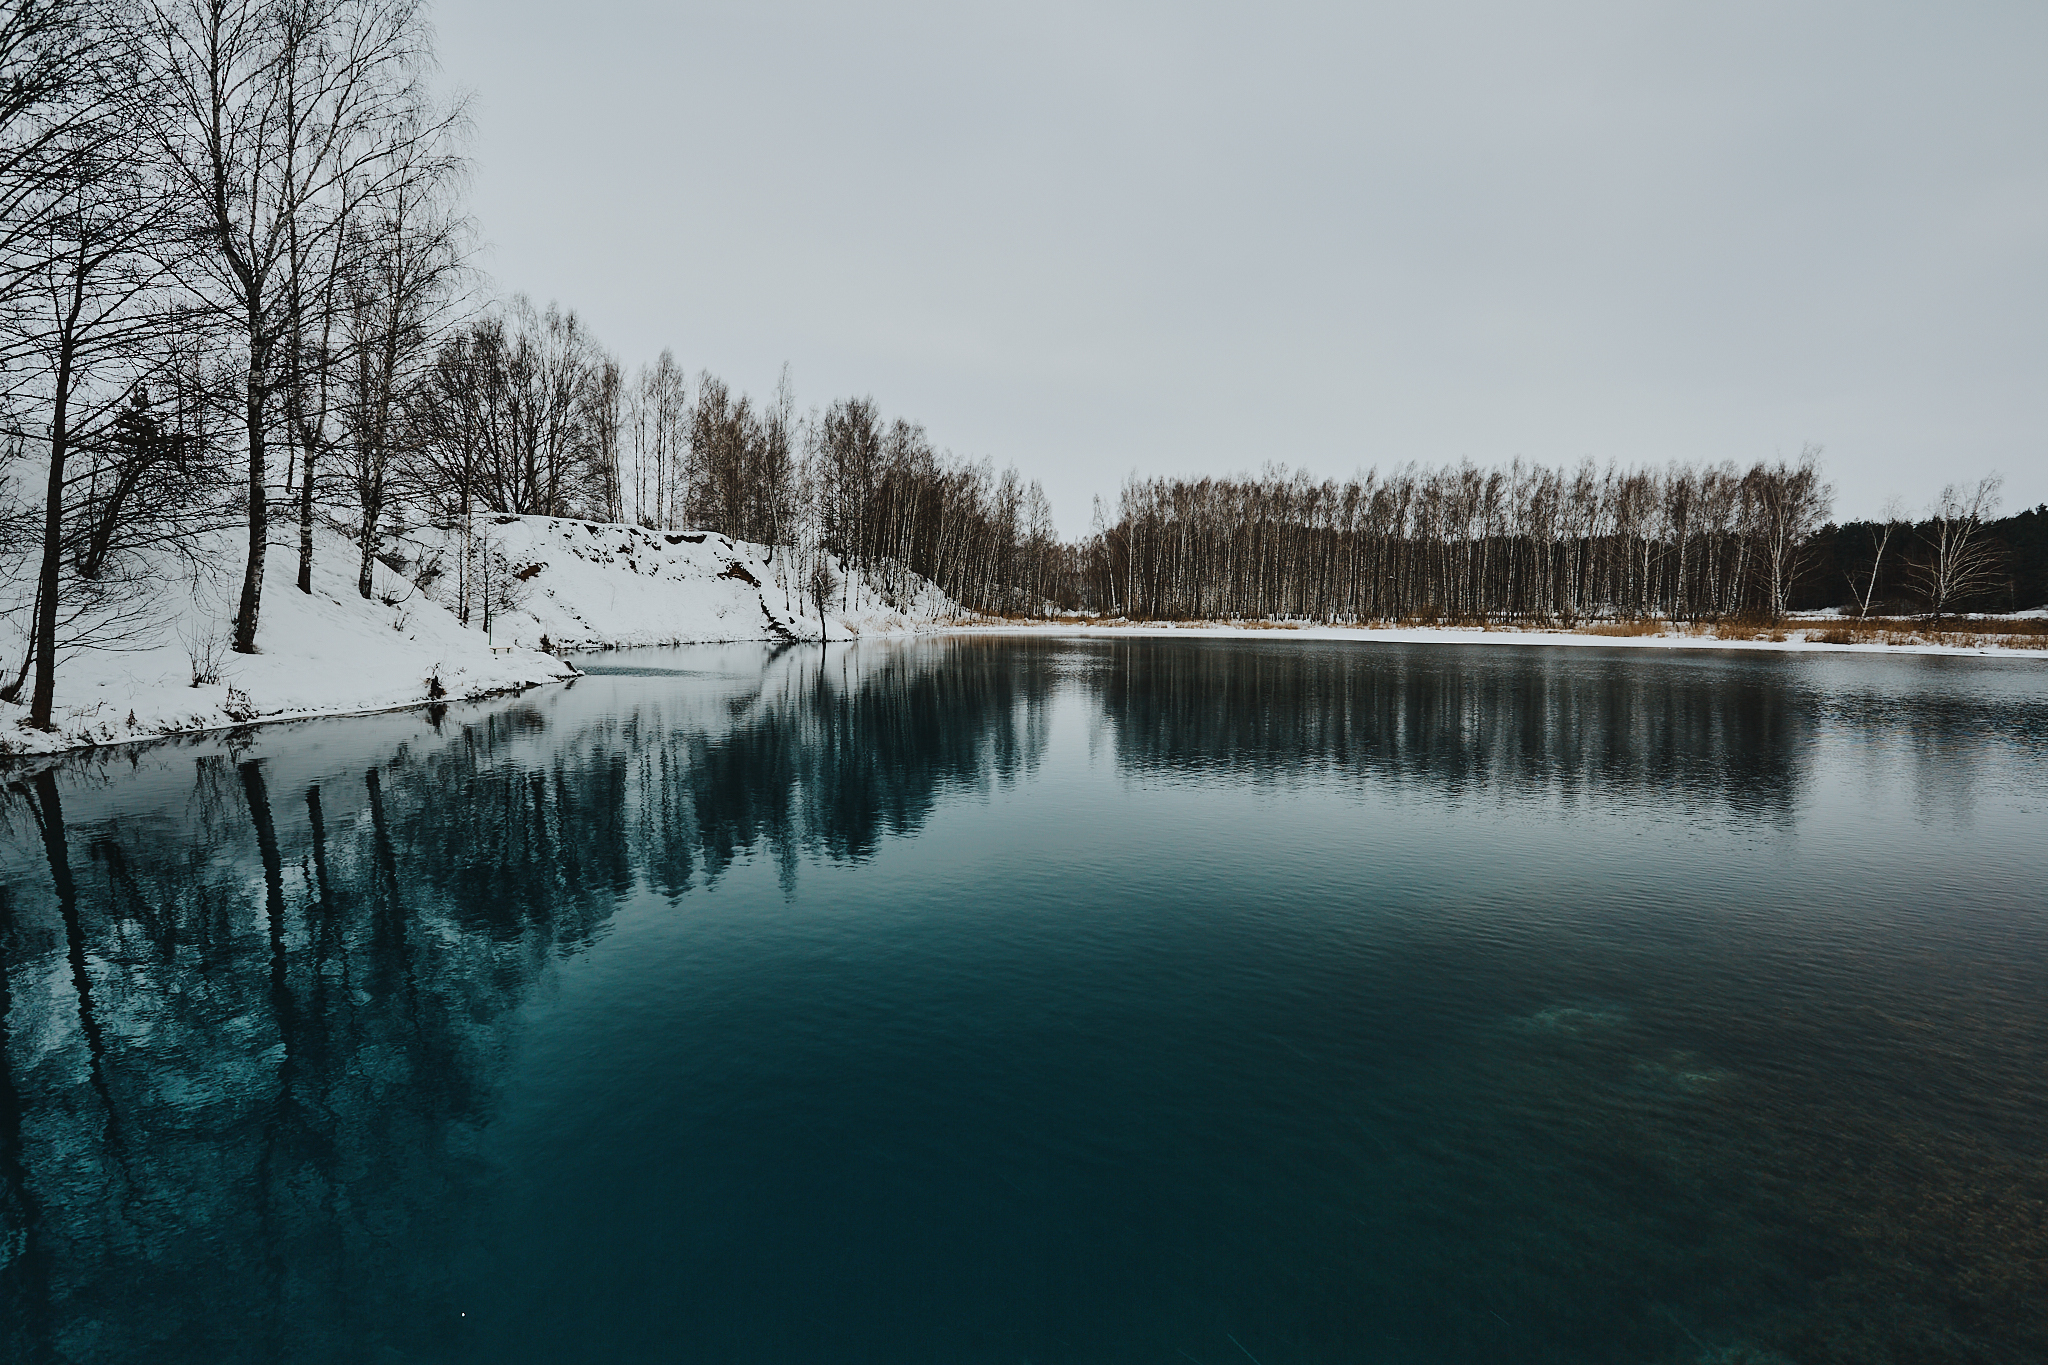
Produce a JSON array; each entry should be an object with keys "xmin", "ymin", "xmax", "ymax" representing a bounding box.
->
[
  {"xmin": 1073, "ymin": 459, "xmax": 2010, "ymax": 623},
  {"xmin": 2, "ymin": 0, "xmax": 460, "ymax": 728},
  {"xmin": 806, "ymin": 396, "xmax": 1062, "ymax": 616},
  {"xmin": 398, "ymin": 325, "xmax": 1064, "ymax": 622}
]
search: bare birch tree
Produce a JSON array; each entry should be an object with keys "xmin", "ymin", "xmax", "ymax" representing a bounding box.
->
[
  {"xmin": 1749, "ymin": 448, "xmax": 1832, "ymax": 621},
  {"xmin": 336, "ymin": 110, "xmax": 461, "ymax": 598},
  {"xmin": 2, "ymin": 3, "xmax": 190, "ymax": 729},
  {"xmin": 135, "ymin": 0, "xmax": 442, "ymax": 653},
  {"xmin": 1848, "ymin": 497, "xmax": 1906, "ymax": 618},
  {"xmin": 1910, "ymin": 475, "xmax": 2004, "ymax": 618}
]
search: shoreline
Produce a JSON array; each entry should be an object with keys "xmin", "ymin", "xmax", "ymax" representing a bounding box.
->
[
  {"xmin": 0, "ymin": 678, "xmax": 564, "ymax": 767},
  {"xmin": 941, "ymin": 617, "xmax": 2048, "ymax": 659},
  {"xmin": 0, "ymin": 629, "xmax": 922, "ymax": 764},
  {"xmin": 10, "ymin": 615, "xmax": 2043, "ymax": 763}
]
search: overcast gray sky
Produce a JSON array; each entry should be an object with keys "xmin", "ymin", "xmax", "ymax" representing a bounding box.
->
[{"xmin": 435, "ymin": 0, "xmax": 2045, "ymax": 534}]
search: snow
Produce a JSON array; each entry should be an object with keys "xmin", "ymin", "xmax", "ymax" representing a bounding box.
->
[
  {"xmin": 3, "ymin": 512, "xmax": 961, "ymax": 757},
  {"xmin": 1, "ymin": 521, "xmax": 574, "ymax": 757},
  {"xmin": 392, "ymin": 515, "xmax": 960, "ymax": 652}
]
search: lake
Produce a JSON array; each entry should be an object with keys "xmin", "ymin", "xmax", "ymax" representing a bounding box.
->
[{"xmin": 3, "ymin": 636, "xmax": 2046, "ymax": 1364}]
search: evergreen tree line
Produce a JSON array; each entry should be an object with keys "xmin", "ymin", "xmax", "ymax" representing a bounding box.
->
[{"xmin": 1804, "ymin": 500, "xmax": 2046, "ymax": 617}]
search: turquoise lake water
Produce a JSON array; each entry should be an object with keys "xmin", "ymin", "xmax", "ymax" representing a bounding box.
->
[{"xmin": 3, "ymin": 637, "xmax": 2046, "ymax": 1363}]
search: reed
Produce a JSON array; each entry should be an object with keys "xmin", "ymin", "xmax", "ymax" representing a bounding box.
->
[
  {"xmin": 1585, "ymin": 617, "xmax": 1669, "ymax": 637},
  {"xmin": 1800, "ymin": 616, "xmax": 2048, "ymax": 649}
]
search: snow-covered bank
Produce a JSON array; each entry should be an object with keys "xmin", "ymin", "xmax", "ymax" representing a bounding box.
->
[
  {"xmin": 951, "ymin": 618, "xmax": 2048, "ymax": 659},
  {"xmin": 2, "ymin": 522, "xmax": 574, "ymax": 757},
  {"xmin": 3, "ymin": 512, "xmax": 963, "ymax": 757},
  {"xmin": 392, "ymin": 515, "xmax": 961, "ymax": 651}
]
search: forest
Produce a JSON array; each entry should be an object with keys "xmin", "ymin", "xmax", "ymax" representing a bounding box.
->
[
  {"xmin": 1076, "ymin": 462, "xmax": 2039, "ymax": 624},
  {"xmin": 2, "ymin": 0, "xmax": 2039, "ymax": 735}
]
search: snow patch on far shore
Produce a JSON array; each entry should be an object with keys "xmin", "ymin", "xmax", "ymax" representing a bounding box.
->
[{"xmin": 952, "ymin": 619, "xmax": 2048, "ymax": 659}]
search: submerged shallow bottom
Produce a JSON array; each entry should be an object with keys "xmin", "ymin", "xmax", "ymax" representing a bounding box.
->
[{"xmin": 3, "ymin": 638, "xmax": 2046, "ymax": 1363}]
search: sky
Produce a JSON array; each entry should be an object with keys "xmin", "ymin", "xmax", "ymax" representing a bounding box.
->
[{"xmin": 432, "ymin": 0, "xmax": 2047, "ymax": 535}]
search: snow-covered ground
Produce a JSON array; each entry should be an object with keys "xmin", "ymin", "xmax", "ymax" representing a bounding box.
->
[
  {"xmin": 3, "ymin": 512, "xmax": 963, "ymax": 757},
  {"xmin": 1, "ymin": 522, "xmax": 573, "ymax": 757},
  {"xmin": 393, "ymin": 515, "xmax": 960, "ymax": 651},
  {"xmin": 952, "ymin": 618, "xmax": 2048, "ymax": 658}
]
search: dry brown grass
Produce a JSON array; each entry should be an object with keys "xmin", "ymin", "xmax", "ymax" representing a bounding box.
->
[
  {"xmin": 1584, "ymin": 617, "xmax": 1669, "ymax": 638},
  {"xmin": 1393, "ymin": 613, "xmax": 1501, "ymax": 630},
  {"xmin": 1795, "ymin": 616, "xmax": 2048, "ymax": 651},
  {"xmin": 971, "ymin": 612, "xmax": 2048, "ymax": 650},
  {"xmin": 1681, "ymin": 617, "xmax": 1783, "ymax": 642}
]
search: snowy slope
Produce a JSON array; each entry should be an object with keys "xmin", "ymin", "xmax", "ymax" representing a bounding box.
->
[
  {"xmin": 395, "ymin": 515, "xmax": 962, "ymax": 651},
  {"xmin": 1, "ymin": 523, "xmax": 573, "ymax": 757},
  {"xmin": 1, "ymin": 508, "xmax": 961, "ymax": 756}
]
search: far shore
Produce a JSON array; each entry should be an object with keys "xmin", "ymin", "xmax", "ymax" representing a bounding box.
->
[{"xmin": 944, "ymin": 615, "xmax": 2048, "ymax": 659}]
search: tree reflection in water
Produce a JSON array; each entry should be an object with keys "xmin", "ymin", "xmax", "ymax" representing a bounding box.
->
[
  {"xmin": 7, "ymin": 637, "xmax": 2026, "ymax": 1363},
  {"xmin": 1089, "ymin": 637, "xmax": 1809, "ymax": 819},
  {"xmin": 0, "ymin": 641, "xmax": 1063, "ymax": 1362}
]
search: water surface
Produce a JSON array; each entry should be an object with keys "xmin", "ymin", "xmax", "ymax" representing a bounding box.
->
[{"xmin": 3, "ymin": 637, "xmax": 2046, "ymax": 1364}]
